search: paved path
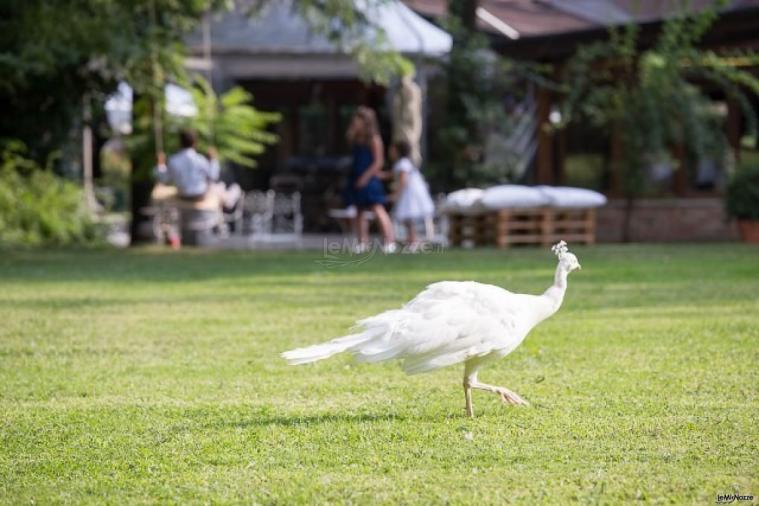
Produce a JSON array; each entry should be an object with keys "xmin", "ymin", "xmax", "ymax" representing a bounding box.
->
[{"xmin": 209, "ymin": 234, "xmax": 346, "ymax": 251}]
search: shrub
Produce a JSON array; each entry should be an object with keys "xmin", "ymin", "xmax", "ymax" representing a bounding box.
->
[
  {"xmin": 0, "ymin": 142, "xmax": 98, "ymax": 246},
  {"xmin": 725, "ymin": 164, "xmax": 759, "ymax": 220}
]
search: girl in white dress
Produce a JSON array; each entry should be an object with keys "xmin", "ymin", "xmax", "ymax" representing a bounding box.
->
[{"xmin": 389, "ymin": 140, "xmax": 434, "ymax": 249}]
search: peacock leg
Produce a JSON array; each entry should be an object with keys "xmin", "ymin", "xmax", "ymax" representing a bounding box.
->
[
  {"xmin": 464, "ymin": 382, "xmax": 474, "ymax": 418},
  {"xmin": 468, "ymin": 378, "xmax": 529, "ymax": 407},
  {"xmin": 463, "ymin": 367, "xmax": 476, "ymax": 417}
]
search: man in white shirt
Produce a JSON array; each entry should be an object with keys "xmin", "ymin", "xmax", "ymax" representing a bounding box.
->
[{"xmin": 154, "ymin": 129, "xmax": 220, "ymax": 201}]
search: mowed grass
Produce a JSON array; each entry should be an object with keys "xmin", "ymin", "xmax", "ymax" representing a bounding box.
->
[{"xmin": 0, "ymin": 244, "xmax": 757, "ymax": 504}]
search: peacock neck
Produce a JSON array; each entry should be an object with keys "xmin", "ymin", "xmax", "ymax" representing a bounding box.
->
[{"xmin": 536, "ymin": 263, "xmax": 568, "ymax": 323}]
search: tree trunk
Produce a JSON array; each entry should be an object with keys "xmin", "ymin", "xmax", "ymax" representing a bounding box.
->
[
  {"xmin": 535, "ymin": 88, "xmax": 554, "ymax": 185},
  {"xmin": 610, "ymin": 123, "xmax": 636, "ymax": 242},
  {"xmin": 81, "ymin": 98, "xmax": 98, "ymax": 213},
  {"xmin": 450, "ymin": 0, "xmax": 478, "ymax": 31},
  {"xmin": 128, "ymin": 90, "xmax": 160, "ymax": 246},
  {"xmin": 129, "ymin": 179, "xmax": 153, "ymax": 245}
]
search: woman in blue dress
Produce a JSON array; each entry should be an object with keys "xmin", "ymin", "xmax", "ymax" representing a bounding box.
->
[{"xmin": 345, "ymin": 106, "xmax": 395, "ymax": 252}]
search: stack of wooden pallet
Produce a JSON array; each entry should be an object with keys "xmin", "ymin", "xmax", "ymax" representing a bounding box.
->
[{"xmin": 448, "ymin": 207, "xmax": 596, "ymax": 248}]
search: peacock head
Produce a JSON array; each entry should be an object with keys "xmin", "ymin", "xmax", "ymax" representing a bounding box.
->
[{"xmin": 551, "ymin": 240, "xmax": 581, "ymax": 273}]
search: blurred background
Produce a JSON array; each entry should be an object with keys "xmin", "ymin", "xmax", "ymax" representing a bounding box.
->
[{"xmin": 2, "ymin": 0, "xmax": 758, "ymax": 249}]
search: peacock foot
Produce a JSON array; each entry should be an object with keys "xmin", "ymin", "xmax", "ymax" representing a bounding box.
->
[{"xmin": 497, "ymin": 388, "xmax": 529, "ymax": 406}]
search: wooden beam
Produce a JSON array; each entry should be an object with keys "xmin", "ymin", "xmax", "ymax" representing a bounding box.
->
[
  {"xmin": 727, "ymin": 98, "xmax": 742, "ymax": 163},
  {"xmin": 609, "ymin": 124, "xmax": 624, "ymax": 196},
  {"xmin": 535, "ymin": 88, "xmax": 554, "ymax": 185},
  {"xmin": 555, "ymin": 125, "xmax": 567, "ymax": 185}
]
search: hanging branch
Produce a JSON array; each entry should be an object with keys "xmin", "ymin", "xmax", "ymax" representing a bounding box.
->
[
  {"xmin": 201, "ymin": 9, "xmax": 216, "ymax": 147},
  {"xmin": 148, "ymin": 0, "xmax": 164, "ymax": 155}
]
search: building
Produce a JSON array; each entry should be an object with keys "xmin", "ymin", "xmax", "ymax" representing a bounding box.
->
[
  {"xmin": 405, "ymin": 0, "xmax": 759, "ymax": 241},
  {"xmin": 185, "ymin": 1, "xmax": 451, "ymax": 231}
]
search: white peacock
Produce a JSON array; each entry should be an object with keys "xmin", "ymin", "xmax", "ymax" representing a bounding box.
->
[{"xmin": 283, "ymin": 241, "xmax": 581, "ymax": 417}]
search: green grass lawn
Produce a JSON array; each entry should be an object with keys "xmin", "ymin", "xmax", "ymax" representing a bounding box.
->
[{"xmin": 1, "ymin": 244, "xmax": 757, "ymax": 504}]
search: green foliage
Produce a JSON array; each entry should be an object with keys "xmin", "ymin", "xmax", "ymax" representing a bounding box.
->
[
  {"xmin": 0, "ymin": 245, "xmax": 757, "ymax": 502},
  {"xmin": 564, "ymin": 153, "xmax": 605, "ymax": 191},
  {"xmin": 0, "ymin": 142, "xmax": 98, "ymax": 246},
  {"xmin": 726, "ymin": 163, "xmax": 759, "ymax": 219},
  {"xmin": 0, "ymin": 0, "xmax": 404, "ymax": 165},
  {"xmin": 127, "ymin": 76, "xmax": 280, "ymax": 180},
  {"xmin": 437, "ymin": 6, "xmax": 553, "ymax": 189},
  {"xmin": 188, "ymin": 77, "xmax": 281, "ymax": 167},
  {"xmin": 437, "ymin": 20, "xmax": 502, "ymax": 187},
  {"xmin": 351, "ymin": 40, "xmax": 414, "ymax": 85},
  {"xmin": 296, "ymin": 0, "xmax": 413, "ymax": 84},
  {"xmin": 560, "ymin": 2, "xmax": 759, "ymax": 197},
  {"xmin": 0, "ymin": 0, "xmax": 221, "ymax": 162},
  {"xmin": 99, "ymin": 142, "xmax": 132, "ymax": 212}
]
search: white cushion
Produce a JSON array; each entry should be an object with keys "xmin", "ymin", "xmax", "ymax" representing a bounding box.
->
[
  {"xmin": 481, "ymin": 185, "xmax": 550, "ymax": 209},
  {"xmin": 536, "ymin": 186, "xmax": 607, "ymax": 208},
  {"xmin": 443, "ymin": 188, "xmax": 486, "ymax": 215}
]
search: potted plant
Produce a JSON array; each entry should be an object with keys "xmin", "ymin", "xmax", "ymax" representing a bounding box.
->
[{"xmin": 726, "ymin": 164, "xmax": 759, "ymax": 243}]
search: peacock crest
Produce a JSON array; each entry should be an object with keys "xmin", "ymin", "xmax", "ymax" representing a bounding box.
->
[{"xmin": 551, "ymin": 240, "xmax": 568, "ymax": 258}]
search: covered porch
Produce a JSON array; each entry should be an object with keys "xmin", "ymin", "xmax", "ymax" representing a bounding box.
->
[{"xmin": 185, "ymin": 1, "xmax": 452, "ymax": 232}]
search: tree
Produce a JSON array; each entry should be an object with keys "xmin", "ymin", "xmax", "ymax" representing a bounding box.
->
[
  {"xmin": 128, "ymin": 77, "xmax": 281, "ymax": 181},
  {"xmin": 0, "ymin": 0, "xmax": 220, "ymax": 161},
  {"xmin": 436, "ymin": 0, "xmax": 552, "ymax": 189},
  {"xmin": 0, "ymin": 142, "xmax": 97, "ymax": 246},
  {"xmin": 0, "ymin": 0, "xmax": 409, "ymax": 163},
  {"xmin": 295, "ymin": 0, "xmax": 412, "ymax": 84},
  {"xmin": 1, "ymin": 0, "xmax": 411, "ymax": 242},
  {"xmin": 437, "ymin": 18, "xmax": 508, "ymax": 188},
  {"xmin": 557, "ymin": 2, "xmax": 759, "ymax": 239}
]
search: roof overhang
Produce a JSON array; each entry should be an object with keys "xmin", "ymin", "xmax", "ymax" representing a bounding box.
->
[{"xmin": 185, "ymin": 0, "xmax": 453, "ymax": 78}]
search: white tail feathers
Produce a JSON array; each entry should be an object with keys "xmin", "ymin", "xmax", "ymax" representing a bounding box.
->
[{"xmin": 281, "ymin": 333, "xmax": 371, "ymax": 365}]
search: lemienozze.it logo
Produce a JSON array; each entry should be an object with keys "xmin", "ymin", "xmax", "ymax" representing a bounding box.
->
[{"xmin": 716, "ymin": 493, "xmax": 754, "ymax": 504}]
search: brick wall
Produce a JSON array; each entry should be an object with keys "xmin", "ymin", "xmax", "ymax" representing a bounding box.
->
[{"xmin": 596, "ymin": 198, "xmax": 740, "ymax": 242}]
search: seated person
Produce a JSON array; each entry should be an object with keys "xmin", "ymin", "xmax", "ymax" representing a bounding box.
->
[{"xmin": 154, "ymin": 129, "xmax": 241, "ymax": 210}]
